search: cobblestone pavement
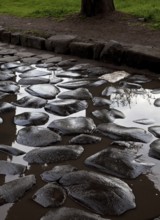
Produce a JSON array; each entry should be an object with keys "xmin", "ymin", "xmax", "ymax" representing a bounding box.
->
[{"xmin": 0, "ymin": 42, "xmax": 160, "ymax": 220}]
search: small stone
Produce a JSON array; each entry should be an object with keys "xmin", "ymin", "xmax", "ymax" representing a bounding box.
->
[
  {"xmin": 100, "ymin": 70, "xmax": 130, "ymax": 83},
  {"xmin": 45, "ymin": 56, "xmax": 62, "ymax": 64},
  {"xmin": 33, "ymin": 183, "xmax": 66, "ymax": 207},
  {"xmin": 21, "ymin": 57, "xmax": 41, "ymax": 64}
]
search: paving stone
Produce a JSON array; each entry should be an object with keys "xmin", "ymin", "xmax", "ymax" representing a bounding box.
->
[
  {"xmin": 16, "ymin": 65, "xmax": 34, "ymax": 73},
  {"xmin": 36, "ymin": 63, "xmax": 54, "ymax": 68},
  {"xmin": 1, "ymin": 62, "xmax": 21, "ymax": 70},
  {"xmin": 0, "ymin": 56, "xmax": 19, "ymax": 64},
  {"xmin": 0, "ymin": 49, "xmax": 17, "ymax": 56},
  {"xmin": 21, "ymin": 57, "xmax": 42, "ymax": 64},
  {"xmin": 58, "ymin": 59, "xmax": 77, "ymax": 67},
  {"xmin": 0, "ymin": 44, "xmax": 6, "ymax": 48},
  {"xmin": 19, "ymin": 69, "xmax": 51, "ymax": 78},
  {"xmin": 45, "ymin": 56, "xmax": 62, "ymax": 64},
  {"xmin": 16, "ymin": 52, "xmax": 35, "ymax": 58},
  {"xmin": 8, "ymin": 45, "xmax": 16, "ymax": 49},
  {"xmin": 37, "ymin": 54, "xmax": 54, "ymax": 60}
]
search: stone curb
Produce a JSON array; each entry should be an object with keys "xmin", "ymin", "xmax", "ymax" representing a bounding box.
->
[{"xmin": 0, "ymin": 28, "xmax": 159, "ymax": 73}]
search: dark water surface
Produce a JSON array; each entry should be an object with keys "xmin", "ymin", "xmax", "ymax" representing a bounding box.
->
[{"xmin": 0, "ymin": 62, "xmax": 160, "ymax": 220}]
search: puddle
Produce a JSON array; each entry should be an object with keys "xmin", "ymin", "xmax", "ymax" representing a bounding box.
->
[{"xmin": 0, "ymin": 61, "xmax": 160, "ymax": 220}]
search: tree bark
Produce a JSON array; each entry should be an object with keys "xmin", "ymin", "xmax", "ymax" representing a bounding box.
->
[{"xmin": 81, "ymin": 0, "xmax": 115, "ymax": 17}]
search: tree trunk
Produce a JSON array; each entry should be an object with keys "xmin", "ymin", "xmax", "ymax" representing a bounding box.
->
[{"xmin": 81, "ymin": 0, "xmax": 115, "ymax": 17}]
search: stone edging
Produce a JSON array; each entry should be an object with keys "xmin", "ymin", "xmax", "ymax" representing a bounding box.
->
[{"xmin": 0, "ymin": 27, "xmax": 159, "ymax": 73}]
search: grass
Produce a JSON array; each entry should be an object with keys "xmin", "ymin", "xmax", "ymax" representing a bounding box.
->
[
  {"xmin": 115, "ymin": 0, "xmax": 160, "ymax": 29},
  {"xmin": 0, "ymin": 0, "xmax": 81, "ymax": 18},
  {"xmin": 0, "ymin": 0, "xmax": 159, "ymax": 28}
]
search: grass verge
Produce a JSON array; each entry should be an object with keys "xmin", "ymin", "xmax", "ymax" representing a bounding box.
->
[
  {"xmin": 0, "ymin": 0, "xmax": 159, "ymax": 28},
  {"xmin": 115, "ymin": 0, "xmax": 160, "ymax": 29},
  {"xmin": 0, "ymin": 0, "xmax": 81, "ymax": 18}
]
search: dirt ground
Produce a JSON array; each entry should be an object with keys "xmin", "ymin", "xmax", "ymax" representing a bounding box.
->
[{"xmin": 0, "ymin": 11, "xmax": 160, "ymax": 48}]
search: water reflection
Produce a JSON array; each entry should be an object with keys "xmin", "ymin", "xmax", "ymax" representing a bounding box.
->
[
  {"xmin": 111, "ymin": 87, "xmax": 160, "ymax": 193},
  {"xmin": 112, "ymin": 90, "xmax": 160, "ymax": 128},
  {"xmin": 0, "ymin": 204, "xmax": 13, "ymax": 220},
  {"xmin": 111, "ymin": 88, "xmax": 156, "ymax": 108},
  {"xmin": 0, "ymin": 95, "xmax": 16, "ymax": 220}
]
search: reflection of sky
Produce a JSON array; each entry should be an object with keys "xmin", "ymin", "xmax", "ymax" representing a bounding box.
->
[
  {"xmin": 111, "ymin": 89, "xmax": 160, "ymax": 126},
  {"xmin": 111, "ymin": 89, "xmax": 160, "ymax": 191},
  {"xmin": 0, "ymin": 204, "xmax": 13, "ymax": 220}
]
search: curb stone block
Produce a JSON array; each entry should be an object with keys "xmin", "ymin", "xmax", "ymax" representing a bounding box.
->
[
  {"xmin": 27, "ymin": 36, "xmax": 45, "ymax": 50},
  {"xmin": 100, "ymin": 40, "xmax": 125, "ymax": 64},
  {"xmin": 0, "ymin": 28, "xmax": 5, "ymax": 41},
  {"xmin": 11, "ymin": 33, "xmax": 20, "ymax": 45},
  {"xmin": 45, "ymin": 39, "xmax": 54, "ymax": 51},
  {"xmin": 93, "ymin": 42, "xmax": 105, "ymax": 60},
  {"xmin": 123, "ymin": 45, "xmax": 160, "ymax": 73},
  {"xmin": 20, "ymin": 35, "xmax": 28, "ymax": 47},
  {"xmin": 1, "ymin": 31, "xmax": 11, "ymax": 44},
  {"xmin": 70, "ymin": 42, "xmax": 95, "ymax": 59},
  {"xmin": 46, "ymin": 35, "xmax": 77, "ymax": 54}
]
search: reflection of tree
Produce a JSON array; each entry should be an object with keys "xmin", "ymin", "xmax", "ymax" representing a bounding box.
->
[
  {"xmin": 0, "ymin": 95, "xmax": 17, "ymax": 145},
  {"xmin": 110, "ymin": 88, "xmax": 154, "ymax": 108},
  {"xmin": 0, "ymin": 95, "xmax": 17, "ymax": 183}
]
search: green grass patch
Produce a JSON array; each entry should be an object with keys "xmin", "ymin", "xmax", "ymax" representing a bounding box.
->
[
  {"xmin": 0, "ymin": 0, "xmax": 159, "ymax": 28},
  {"xmin": 115, "ymin": 0, "xmax": 160, "ymax": 29},
  {"xmin": 0, "ymin": 0, "xmax": 81, "ymax": 18}
]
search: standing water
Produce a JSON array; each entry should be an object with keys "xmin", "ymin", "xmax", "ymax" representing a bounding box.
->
[{"xmin": 0, "ymin": 46, "xmax": 160, "ymax": 220}]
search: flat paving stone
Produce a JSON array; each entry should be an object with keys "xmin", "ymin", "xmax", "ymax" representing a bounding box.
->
[
  {"xmin": 0, "ymin": 71, "xmax": 14, "ymax": 81},
  {"xmin": 25, "ymin": 84, "xmax": 60, "ymax": 99},
  {"xmin": 0, "ymin": 49, "xmax": 17, "ymax": 55},
  {"xmin": 0, "ymin": 160, "xmax": 26, "ymax": 175},
  {"xmin": 0, "ymin": 56, "xmax": 19, "ymax": 63},
  {"xmin": 33, "ymin": 183, "xmax": 66, "ymax": 208},
  {"xmin": 16, "ymin": 52, "xmax": 35, "ymax": 58},
  {"xmin": 37, "ymin": 54, "xmax": 54, "ymax": 60},
  {"xmin": 45, "ymin": 56, "xmax": 62, "ymax": 64},
  {"xmin": 16, "ymin": 65, "xmax": 34, "ymax": 73},
  {"xmin": 14, "ymin": 112, "xmax": 49, "ymax": 126},
  {"xmin": 12, "ymin": 95, "xmax": 47, "ymax": 108},
  {"xmin": 18, "ymin": 77, "xmax": 49, "ymax": 85},
  {"xmin": 17, "ymin": 126, "xmax": 61, "ymax": 147},
  {"xmin": 0, "ymin": 102, "xmax": 15, "ymax": 113},
  {"xmin": 0, "ymin": 175, "xmax": 36, "ymax": 204},
  {"xmin": 24, "ymin": 145, "xmax": 84, "ymax": 164},
  {"xmin": 1, "ymin": 62, "xmax": 22, "ymax": 69},
  {"xmin": 21, "ymin": 57, "xmax": 41, "ymax": 64},
  {"xmin": 19, "ymin": 69, "xmax": 51, "ymax": 78}
]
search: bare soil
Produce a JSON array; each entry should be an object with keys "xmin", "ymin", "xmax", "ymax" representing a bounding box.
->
[{"xmin": 0, "ymin": 11, "xmax": 160, "ymax": 47}]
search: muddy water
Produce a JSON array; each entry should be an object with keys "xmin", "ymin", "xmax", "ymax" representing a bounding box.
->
[{"xmin": 0, "ymin": 64, "xmax": 160, "ymax": 220}]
